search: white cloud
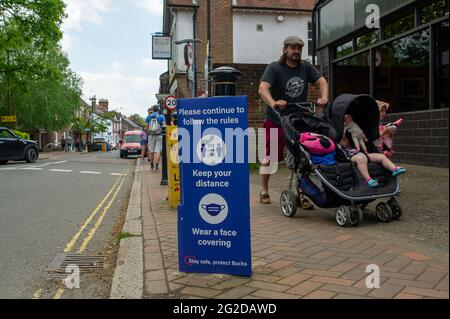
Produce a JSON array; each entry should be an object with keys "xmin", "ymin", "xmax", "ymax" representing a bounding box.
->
[
  {"xmin": 141, "ymin": 58, "xmax": 166, "ymax": 70},
  {"xmin": 129, "ymin": 0, "xmax": 163, "ymax": 15},
  {"xmin": 62, "ymin": 0, "xmax": 117, "ymax": 32},
  {"xmin": 61, "ymin": 32, "xmax": 74, "ymax": 51},
  {"xmin": 79, "ymin": 70, "xmax": 160, "ymax": 117}
]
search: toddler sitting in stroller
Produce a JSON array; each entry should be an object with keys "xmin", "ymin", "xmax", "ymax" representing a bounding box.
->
[{"xmin": 340, "ymin": 114, "xmax": 406, "ymax": 187}]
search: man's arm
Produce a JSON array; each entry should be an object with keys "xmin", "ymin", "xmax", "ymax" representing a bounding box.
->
[
  {"xmin": 314, "ymin": 76, "xmax": 329, "ymax": 106},
  {"xmin": 258, "ymin": 81, "xmax": 286, "ymax": 110}
]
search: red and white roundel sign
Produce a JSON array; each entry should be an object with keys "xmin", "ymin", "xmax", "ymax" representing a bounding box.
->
[{"xmin": 164, "ymin": 95, "xmax": 177, "ymax": 111}]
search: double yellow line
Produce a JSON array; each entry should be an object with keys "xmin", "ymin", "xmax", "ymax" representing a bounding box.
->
[{"xmin": 32, "ymin": 169, "xmax": 129, "ymax": 299}]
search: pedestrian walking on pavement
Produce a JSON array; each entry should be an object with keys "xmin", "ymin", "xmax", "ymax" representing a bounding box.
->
[
  {"xmin": 146, "ymin": 105, "xmax": 166, "ymax": 172},
  {"xmin": 61, "ymin": 137, "xmax": 66, "ymax": 152},
  {"xmin": 65, "ymin": 135, "xmax": 73, "ymax": 152},
  {"xmin": 258, "ymin": 35, "xmax": 329, "ymax": 207},
  {"xmin": 140, "ymin": 129, "xmax": 149, "ymax": 162}
]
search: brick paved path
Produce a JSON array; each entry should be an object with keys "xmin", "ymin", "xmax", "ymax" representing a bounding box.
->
[{"xmin": 140, "ymin": 164, "xmax": 448, "ymax": 299}]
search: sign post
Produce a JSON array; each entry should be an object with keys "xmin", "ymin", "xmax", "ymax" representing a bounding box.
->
[{"xmin": 177, "ymin": 96, "xmax": 251, "ymax": 277}]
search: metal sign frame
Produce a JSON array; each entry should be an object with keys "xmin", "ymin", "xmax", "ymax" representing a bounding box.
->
[{"xmin": 152, "ymin": 35, "xmax": 172, "ymax": 60}]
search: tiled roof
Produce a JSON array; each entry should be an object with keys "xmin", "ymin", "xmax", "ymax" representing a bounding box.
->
[
  {"xmin": 234, "ymin": 0, "xmax": 316, "ymax": 11},
  {"xmin": 122, "ymin": 116, "xmax": 141, "ymax": 129}
]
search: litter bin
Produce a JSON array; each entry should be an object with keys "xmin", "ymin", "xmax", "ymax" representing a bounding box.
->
[{"xmin": 208, "ymin": 66, "xmax": 242, "ymax": 97}]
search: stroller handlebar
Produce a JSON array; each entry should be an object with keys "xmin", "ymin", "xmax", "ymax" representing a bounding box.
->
[{"xmin": 273, "ymin": 102, "xmax": 317, "ymax": 119}]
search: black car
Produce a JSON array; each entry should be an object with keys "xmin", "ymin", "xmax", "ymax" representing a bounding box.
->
[
  {"xmin": 0, "ymin": 127, "xmax": 39, "ymax": 164},
  {"xmin": 92, "ymin": 137, "xmax": 111, "ymax": 152}
]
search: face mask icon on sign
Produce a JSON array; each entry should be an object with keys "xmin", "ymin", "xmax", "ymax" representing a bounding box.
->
[{"xmin": 201, "ymin": 203, "xmax": 226, "ymax": 217}]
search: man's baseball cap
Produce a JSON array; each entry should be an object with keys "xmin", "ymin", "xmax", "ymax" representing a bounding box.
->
[{"xmin": 284, "ymin": 35, "xmax": 305, "ymax": 47}]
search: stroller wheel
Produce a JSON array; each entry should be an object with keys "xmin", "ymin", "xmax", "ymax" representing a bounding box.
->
[
  {"xmin": 280, "ymin": 190, "xmax": 298, "ymax": 218},
  {"xmin": 388, "ymin": 198, "xmax": 403, "ymax": 220},
  {"xmin": 335, "ymin": 206, "xmax": 352, "ymax": 227},
  {"xmin": 349, "ymin": 207, "xmax": 363, "ymax": 227},
  {"xmin": 376, "ymin": 202, "xmax": 393, "ymax": 223}
]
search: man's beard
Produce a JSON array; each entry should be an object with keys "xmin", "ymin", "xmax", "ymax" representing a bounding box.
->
[{"xmin": 286, "ymin": 53, "xmax": 300, "ymax": 63}]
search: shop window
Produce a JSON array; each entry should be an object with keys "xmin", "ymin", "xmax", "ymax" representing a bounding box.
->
[
  {"xmin": 334, "ymin": 52, "xmax": 370, "ymax": 96},
  {"xmin": 421, "ymin": 0, "xmax": 449, "ymax": 24},
  {"xmin": 308, "ymin": 22, "xmax": 313, "ymax": 56},
  {"xmin": 335, "ymin": 40, "xmax": 353, "ymax": 59},
  {"xmin": 435, "ymin": 20, "xmax": 449, "ymax": 108},
  {"xmin": 374, "ymin": 30, "xmax": 430, "ymax": 112},
  {"xmin": 383, "ymin": 13, "xmax": 415, "ymax": 39},
  {"xmin": 356, "ymin": 30, "xmax": 380, "ymax": 50}
]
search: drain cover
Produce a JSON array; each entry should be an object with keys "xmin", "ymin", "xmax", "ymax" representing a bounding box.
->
[{"xmin": 47, "ymin": 253, "xmax": 104, "ymax": 275}]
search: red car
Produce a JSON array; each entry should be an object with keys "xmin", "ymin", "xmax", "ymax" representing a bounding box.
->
[{"xmin": 120, "ymin": 131, "xmax": 143, "ymax": 158}]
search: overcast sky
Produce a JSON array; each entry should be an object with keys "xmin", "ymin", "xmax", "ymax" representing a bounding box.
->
[{"xmin": 61, "ymin": 0, "xmax": 167, "ymax": 118}]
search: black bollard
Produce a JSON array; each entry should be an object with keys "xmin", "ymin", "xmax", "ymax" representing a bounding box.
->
[{"xmin": 208, "ymin": 66, "xmax": 242, "ymax": 96}]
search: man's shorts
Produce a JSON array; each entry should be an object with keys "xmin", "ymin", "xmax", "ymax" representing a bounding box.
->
[
  {"xmin": 148, "ymin": 135, "xmax": 163, "ymax": 153},
  {"xmin": 263, "ymin": 119, "xmax": 285, "ymax": 162},
  {"xmin": 140, "ymin": 139, "xmax": 148, "ymax": 146}
]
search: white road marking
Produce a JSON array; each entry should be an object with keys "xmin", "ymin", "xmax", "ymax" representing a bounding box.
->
[
  {"xmin": 49, "ymin": 169, "xmax": 73, "ymax": 173},
  {"xmin": 0, "ymin": 167, "xmax": 16, "ymax": 171},
  {"xmin": 110, "ymin": 173, "xmax": 127, "ymax": 176},
  {"xmin": 52, "ymin": 161, "xmax": 69, "ymax": 164},
  {"xmin": 21, "ymin": 167, "xmax": 43, "ymax": 171},
  {"xmin": 31, "ymin": 160, "xmax": 69, "ymax": 168},
  {"xmin": 80, "ymin": 171, "xmax": 102, "ymax": 175}
]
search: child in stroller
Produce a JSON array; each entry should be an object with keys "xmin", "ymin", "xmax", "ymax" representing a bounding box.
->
[
  {"xmin": 375, "ymin": 100, "xmax": 403, "ymax": 158},
  {"xmin": 341, "ymin": 114, "xmax": 406, "ymax": 187},
  {"xmin": 279, "ymin": 94, "xmax": 404, "ymax": 227}
]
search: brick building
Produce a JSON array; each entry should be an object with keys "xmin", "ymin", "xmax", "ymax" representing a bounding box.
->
[{"xmin": 161, "ymin": 0, "xmax": 317, "ymax": 127}]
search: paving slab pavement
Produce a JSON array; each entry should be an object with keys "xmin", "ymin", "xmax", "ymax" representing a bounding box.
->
[{"xmin": 112, "ymin": 160, "xmax": 449, "ymax": 300}]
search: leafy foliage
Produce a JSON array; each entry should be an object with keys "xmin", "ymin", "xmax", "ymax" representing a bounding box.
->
[
  {"xmin": 0, "ymin": 0, "xmax": 82, "ymax": 132},
  {"xmin": 12, "ymin": 129, "xmax": 29, "ymax": 140}
]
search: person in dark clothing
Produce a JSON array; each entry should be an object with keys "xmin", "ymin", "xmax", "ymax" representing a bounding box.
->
[{"xmin": 258, "ymin": 35, "xmax": 330, "ymax": 206}]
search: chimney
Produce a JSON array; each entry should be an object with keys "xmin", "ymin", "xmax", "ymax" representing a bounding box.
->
[
  {"xmin": 90, "ymin": 95, "xmax": 97, "ymax": 109},
  {"xmin": 99, "ymin": 99, "xmax": 109, "ymax": 111}
]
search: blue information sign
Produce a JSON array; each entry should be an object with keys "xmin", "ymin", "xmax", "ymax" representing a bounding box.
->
[{"xmin": 177, "ymin": 96, "xmax": 251, "ymax": 277}]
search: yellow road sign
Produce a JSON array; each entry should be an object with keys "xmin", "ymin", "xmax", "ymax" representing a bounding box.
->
[
  {"xmin": 166, "ymin": 126, "xmax": 180, "ymax": 209},
  {"xmin": 1, "ymin": 116, "xmax": 17, "ymax": 123}
]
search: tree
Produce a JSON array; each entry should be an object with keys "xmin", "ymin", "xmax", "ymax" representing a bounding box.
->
[
  {"xmin": 128, "ymin": 114, "xmax": 146, "ymax": 128},
  {"xmin": 0, "ymin": 0, "xmax": 82, "ymax": 131}
]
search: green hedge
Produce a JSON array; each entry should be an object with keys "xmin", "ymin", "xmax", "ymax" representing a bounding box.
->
[{"xmin": 12, "ymin": 130, "xmax": 30, "ymax": 140}]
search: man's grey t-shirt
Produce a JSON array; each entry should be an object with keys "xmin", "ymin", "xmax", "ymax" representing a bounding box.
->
[{"xmin": 261, "ymin": 60, "xmax": 321, "ymax": 124}]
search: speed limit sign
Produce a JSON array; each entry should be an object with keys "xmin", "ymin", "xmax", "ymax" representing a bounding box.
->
[{"xmin": 164, "ymin": 95, "xmax": 177, "ymax": 111}]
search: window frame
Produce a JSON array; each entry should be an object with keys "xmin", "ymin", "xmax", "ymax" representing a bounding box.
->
[{"xmin": 329, "ymin": 9, "xmax": 448, "ymax": 110}]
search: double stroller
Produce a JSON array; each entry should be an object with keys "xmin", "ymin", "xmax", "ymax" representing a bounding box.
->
[{"xmin": 279, "ymin": 94, "xmax": 402, "ymax": 227}]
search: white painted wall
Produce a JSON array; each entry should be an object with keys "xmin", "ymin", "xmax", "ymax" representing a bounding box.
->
[
  {"xmin": 233, "ymin": 12, "xmax": 312, "ymax": 64},
  {"xmin": 169, "ymin": 10, "xmax": 194, "ymax": 77}
]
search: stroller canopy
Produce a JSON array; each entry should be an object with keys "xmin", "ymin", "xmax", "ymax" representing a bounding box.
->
[{"xmin": 325, "ymin": 94, "xmax": 380, "ymax": 143}]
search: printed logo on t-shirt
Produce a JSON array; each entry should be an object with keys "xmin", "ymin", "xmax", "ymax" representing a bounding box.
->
[{"xmin": 285, "ymin": 77, "xmax": 305, "ymax": 98}]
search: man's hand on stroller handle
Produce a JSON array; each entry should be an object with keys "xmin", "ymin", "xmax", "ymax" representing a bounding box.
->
[
  {"xmin": 272, "ymin": 100, "xmax": 287, "ymax": 110},
  {"xmin": 317, "ymin": 98, "xmax": 329, "ymax": 106}
]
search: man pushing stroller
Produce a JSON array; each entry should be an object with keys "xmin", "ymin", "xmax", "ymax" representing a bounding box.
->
[{"xmin": 258, "ymin": 35, "xmax": 329, "ymax": 207}]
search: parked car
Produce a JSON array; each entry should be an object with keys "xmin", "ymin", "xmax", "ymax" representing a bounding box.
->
[
  {"xmin": 0, "ymin": 127, "xmax": 39, "ymax": 164},
  {"xmin": 92, "ymin": 137, "xmax": 111, "ymax": 152},
  {"xmin": 120, "ymin": 131, "xmax": 142, "ymax": 158}
]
